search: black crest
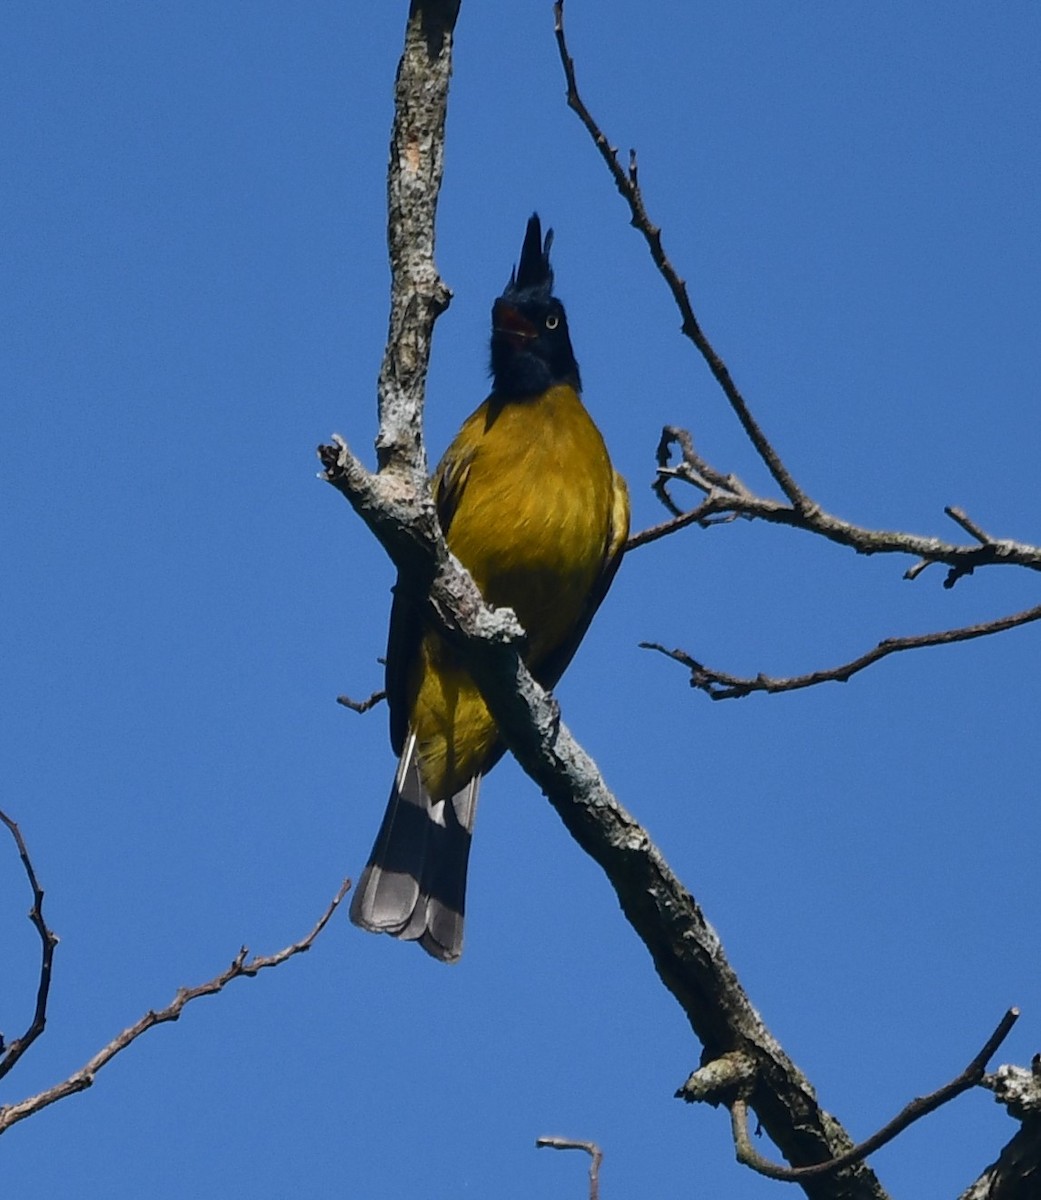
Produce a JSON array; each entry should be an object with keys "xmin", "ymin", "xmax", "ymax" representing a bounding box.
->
[
  {"xmin": 490, "ymin": 213, "xmax": 580, "ymax": 398},
  {"xmin": 505, "ymin": 214, "xmax": 554, "ymax": 300}
]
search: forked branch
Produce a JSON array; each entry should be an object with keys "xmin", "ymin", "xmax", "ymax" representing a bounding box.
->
[
  {"xmin": 634, "ymin": 428, "xmax": 1041, "ymax": 582},
  {"xmin": 729, "ymin": 1009, "xmax": 1019, "ymax": 1182},
  {"xmin": 556, "ymin": 0, "xmax": 1041, "ymax": 710}
]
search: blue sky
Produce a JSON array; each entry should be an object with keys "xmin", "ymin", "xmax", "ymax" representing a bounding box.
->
[{"xmin": 3, "ymin": 4, "xmax": 1040, "ymax": 1197}]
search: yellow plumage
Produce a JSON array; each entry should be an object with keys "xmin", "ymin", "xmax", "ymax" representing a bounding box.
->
[
  {"xmin": 408, "ymin": 383, "xmax": 630, "ymax": 797},
  {"xmin": 350, "ymin": 213, "xmax": 627, "ymax": 961}
]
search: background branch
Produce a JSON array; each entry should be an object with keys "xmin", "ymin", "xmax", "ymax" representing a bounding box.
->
[
  {"xmin": 558, "ymin": 0, "xmax": 1041, "ymax": 715},
  {"xmin": 962, "ymin": 1064, "xmax": 1041, "ymax": 1198},
  {"xmin": 0, "ymin": 810, "xmax": 58, "ymax": 1081},
  {"xmin": 0, "ymin": 879, "xmax": 350, "ymax": 1136},
  {"xmin": 536, "ymin": 1136, "xmax": 603, "ymax": 1200},
  {"xmin": 553, "ymin": 0, "xmax": 808, "ymax": 512},
  {"xmin": 642, "ymin": 602, "xmax": 1041, "ymax": 700},
  {"xmin": 557, "ymin": 0, "xmax": 1041, "ymax": 589},
  {"xmin": 337, "ymin": 688, "xmax": 387, "ymax": 713}
]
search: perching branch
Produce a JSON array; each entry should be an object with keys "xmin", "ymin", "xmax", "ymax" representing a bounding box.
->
[
  {"xmin": 320, "ymin": 5, "xmax": 892, "ymax": 1199},
  {"xmin": 961, "ymin": 1063, "xmax": 1041, "ymax": 1199},
  {"xmin": 320, "ymin": 5, "xmax": 1040, "ymax": 1199},
  {"xmin": 0, "ymin": 810, "xmax": 59, "ymax": 1082},
  {"xmin": 536, "ymin": 1136, "xmax": 603, "ymax": 1200},
  {"xmin": 642, "ymin": 601, "xmax": 1041, "ymax": 700},
  {"xmin": 0, "ymin": 876, "xmax": 350, "ymax": 1136}
]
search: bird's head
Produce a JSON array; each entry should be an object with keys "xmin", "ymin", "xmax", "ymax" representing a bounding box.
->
[{"xmin": 490, "ymin": 214, "xmax": 581, "ymax": 398}]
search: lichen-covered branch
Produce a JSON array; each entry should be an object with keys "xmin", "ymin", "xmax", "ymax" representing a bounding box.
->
[{"xmin": 960, "ymin": 1064, "xmax": 1041, "ymax": 1199}]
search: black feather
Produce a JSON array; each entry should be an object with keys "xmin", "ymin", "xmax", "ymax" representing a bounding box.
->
[
  {"xmin": 505, "ymin": 212, "xmax": 553, "ymax": 300},
  {"xmin": 491, "ymin": 213, "xmax": 580, "ymax": 397}
]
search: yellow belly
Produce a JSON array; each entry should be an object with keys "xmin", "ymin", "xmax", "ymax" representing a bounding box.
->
[{"xmin": 409, "ymin": 385, "xmax": 619, "ymax": 797}]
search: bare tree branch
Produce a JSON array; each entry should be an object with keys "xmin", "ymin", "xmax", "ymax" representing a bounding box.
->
[
  {"xmin": 0, "ymin": 878, "xmax": 350, "ymax": 1136},
  {"xmin": 729, "ymin": 1009, "xmax": 1019, "ymax": 1182},
  {"xmin": 552, "ymin": 0, "xmax": 808, "ymax": 512},
  {"xmin": 556, "ymin": 0, "xmax": 1041, "ymax": 719},
  {"xmin": 642, "ymin": 602, "xmax": 1041, "ymax": 700},
  {"xmin": 536, "ymin": 1136, "xmax": 603, "ymax": 1200},
  {"xmin": 558, "ymin": 0, "xmax": 1041, "ymax": 595},
  {"xmin": 337, "ymin": 689, "xmax": 387, "ymax": 713},
  {"xmin": 0, "ymin": 810, "xmax": 59, "ymax": 1081},
  {"xmin": 320, "ymin": 5, "xmax": 1041, "ymax": 1199},
  {"xmin": 962, "ymin": 1063, "xmax": 1041, "ymax": 1199},
  {"xmin": 631, "ymin": 427, "xmax": 1041, "ymax": 583},
  {"xmin": 320, "ymin": 9, "xmax": 891, "ymax": 1196}
]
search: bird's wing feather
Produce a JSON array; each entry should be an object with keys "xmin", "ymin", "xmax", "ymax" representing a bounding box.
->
[
  {"xmin": 434, "ymin": 440, "xmax": 478, "ymax": 535},
  {"xmin": 384, "ymin": 584, "xmax": 420, "ymax": 757},
  {"xmin": 385, "ymin": 438, "xmax": 480, "ymax": 756},
  {"xmin": 534, "ymin": 467, "xmax": 630, "ymax": 689}
]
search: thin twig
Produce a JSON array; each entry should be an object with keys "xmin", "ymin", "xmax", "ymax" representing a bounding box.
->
[
  {"xmin": 553, "ymin": 0, "xmax": 809, "ymax": 512},
  {"xmin": 536, "ymin": 1137, "xmax": 603, "ymax": 1200},
  {"xmin": 642, "ymin": 602, "xmax": 1041, "ymax": 700},
  {"xmin": 731, "ymin": 1009, "xmax": 1019, "ymax": 1181},
  {"xmin": 0, "ymin": 879, "xmax": 351, "ymax": 1135},
  {"xmin": 0, "ymin": 810, "xmax": 59, "ymax": 1080},
  {"xmin": 945, "ymin": 506, "xmax": 993, "ymax": 545},
  {"xmin": 337, "ymin": 689, "xmax": 386, "ymax": 714}
]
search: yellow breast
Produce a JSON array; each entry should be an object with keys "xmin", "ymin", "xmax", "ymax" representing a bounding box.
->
[
  {"xmin": 408, "ymin": 385, "xmax": 621, "ymax": 798},
  {"xmin": 445, "ymin": 385, "xmax": 614, "ymax": 659}
]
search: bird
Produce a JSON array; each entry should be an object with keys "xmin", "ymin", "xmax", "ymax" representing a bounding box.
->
[{"xmin": 349, "ymin": 214, "xmax": 630, "ymax": 962}]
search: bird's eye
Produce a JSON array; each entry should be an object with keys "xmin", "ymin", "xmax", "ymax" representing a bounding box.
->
[{"xmin": 545, "ymin": 314, "xmax": 559, "ymax": 330}]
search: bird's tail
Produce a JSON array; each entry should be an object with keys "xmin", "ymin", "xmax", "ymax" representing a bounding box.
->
[{"xmin": 349, "ymin": 732, "xmax": 480, "ymax": 963}]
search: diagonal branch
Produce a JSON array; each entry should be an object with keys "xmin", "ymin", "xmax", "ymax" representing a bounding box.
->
[
  {"xmin": 0, "ymin": 810, "xmax": 59, "ymax": 1081},
  {"xmin": 0, "ymin": 879, "xmax": 350, "ymax": 1136},
  {"xmin": 326, "ymin": 428, "xmax": 890, "ymax": 1200},
  {"xmin": 642, "ymin": 602, "xmax": 1041, "ymax": 700},
  {"xmin": 553, "ymin": 0, "xmax": 807, "ymax": 511}
]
